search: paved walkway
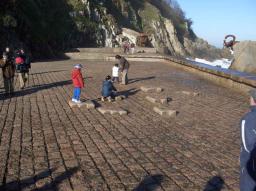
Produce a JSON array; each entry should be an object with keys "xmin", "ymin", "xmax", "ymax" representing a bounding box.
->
[{"xmin": 0, "ymin": 59, "xmax": 248, "ymax": 190}]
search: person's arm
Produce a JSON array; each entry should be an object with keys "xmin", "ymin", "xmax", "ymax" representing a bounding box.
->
[
  {"xmin": 112, "ymin": 84, "xmax": 117, "ymax": 92},
  {"xmin": 78, "ymin": 73, "xmax": 84, "ymax": 88},
  {"xmin": 241, "ymin": 119, "xmax": 250, "ymax": 153},
  {"xmin": 241, "ymin": 116, "xmax": 256, "ymax": 153},
  {"xmin": 0, "ymin": 59, "xmax": 6, "ymax": 68}
]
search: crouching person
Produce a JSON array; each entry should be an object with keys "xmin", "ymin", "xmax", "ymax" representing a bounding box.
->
[
  {"xmin": 101, "ymin": 75, "xmax": 117, "ymax": 102},
  {"xmin": 71, "ymin": 64, "xmax": 84, "ymax": 104}
]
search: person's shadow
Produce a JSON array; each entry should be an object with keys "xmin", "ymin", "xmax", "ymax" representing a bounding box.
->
[
  {"xmin": 0, "ymin": 167, "xmax": 78, "ymax": 191},
  {"xmin": 203, "ymin": 176, "xmax": 224, "ymax": 191},
  {"xmin": 129, "ymin": 76, "xmax": 155, "ymax": 84},
  {"xmin": 133, "ymin": 174, "xmax": 164, "ymax": 191}
]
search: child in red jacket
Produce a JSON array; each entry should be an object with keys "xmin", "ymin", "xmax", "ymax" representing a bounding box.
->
[{"xmin": 71, "ymin": 64, "xmax": 84, "ymax": 103}]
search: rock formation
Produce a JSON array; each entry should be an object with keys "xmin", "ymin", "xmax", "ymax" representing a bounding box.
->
[
  {"xmin": 0, "ymin": 0, "xmax": 228, "ymax": 59},
  {"xmin": 230, "ymin": 41, "xmax": 256, "ymax": 74}
]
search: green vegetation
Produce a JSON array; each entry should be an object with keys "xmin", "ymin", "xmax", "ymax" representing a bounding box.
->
[{"xmin": 0, "ymin": 0, "xmax": 195, "ymax": 58}]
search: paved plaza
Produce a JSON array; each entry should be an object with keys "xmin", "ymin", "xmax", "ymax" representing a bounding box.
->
[{"xmin": 0, "ymin": 59, "xmax": 248, "ymax": 190}]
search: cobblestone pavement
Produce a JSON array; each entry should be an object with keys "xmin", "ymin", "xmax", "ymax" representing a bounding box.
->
[{"xmin": 0, "ymin": 59, "xmax": 248, "ymax": 191}]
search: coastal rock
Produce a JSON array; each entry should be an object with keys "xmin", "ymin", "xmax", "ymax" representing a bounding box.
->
[{"xmin": 230, "ymin": 41, "xmax": 256, "ymax": 74}]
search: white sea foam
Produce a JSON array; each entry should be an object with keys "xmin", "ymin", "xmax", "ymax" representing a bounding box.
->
[{"xmin": 187, "ymin": 58, "xmax": 232, "ymax": 69}]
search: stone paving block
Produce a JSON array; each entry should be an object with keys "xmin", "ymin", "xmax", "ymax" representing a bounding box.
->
[
  {"xmin": 68, "ymin": 100, "xmax": 77, "ymax": 108},
  {"xmin": 141, "ymin": 86, "xmax": 163, "ymax": 93},
  {"xmin": 145, "ymin": 96, "xmax": 157, "ymax": 104},
  {"xmin": 180, "ymin": 91, "xmax": 200, "ymax": 96},
  {"xmin": 97, "ymin": 107, "xmax": 128, "ymax": 115},
  {"xmin": 77, "ymin": 100, "xmax": 95, "ymax": 109},
  {"xmin": 153, "ymin": 107, "xmax": 177, "ymax": 117},
  {"xmin": 146, "ymin": 96, "xmax": 171, "ymax": 105},
  {"xmin": 68, "ymin": 100, "xmax": 95, "ymax": 109},
  {"xmin": 115, "ymin": 95, "xmax": 127, "ymax": 101},
  {"xmin": 0, "ymin": 59, "xmax": 247, "ymax": 190}
]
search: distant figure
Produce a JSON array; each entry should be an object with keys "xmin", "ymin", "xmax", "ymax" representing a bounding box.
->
[
  {"xmin": 15, "ymin": 49, "xmax": 30, "ymax": 89},
  {"xmin": 71, "ymin": 64, "xmax": 84, "ymax": 103},
  {"xmin": 223, "ymin": 34, "xmax": 236, "ymax": 55},
  {"xmin": 0, "ymin": 47, "xmax": 15, "ymax": 95},
  {"xmin": 112, "ymin": 63, "xmax": 119, "ymax": 83},
  {"xmin": 123, "ymin": 41, "xmax": 130, "ymax": 54},
  {"xmin": 115, "ymin": 55, "xmax": 130, "ymax": 85},
  {"xmin": 20, "ymin": 48, "xmax": 31, "ymax": 85},
  {"xmin": 130, "ymin": 43, "xmax": 135, "ymax": 54},
  {"xmin": 240, "ymin": 89, "xmax": 256, "ymax": 191},
  {"xmin": 101, "ymin": 75, "xmax": 117, "ymax": 102}
]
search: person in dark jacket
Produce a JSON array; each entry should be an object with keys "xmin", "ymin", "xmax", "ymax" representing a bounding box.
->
[
  {"xmin": 115, "ymin": 55, "xmax": 130, "ymax": 85},
  {"xmin": 0, "ymin": 47, "xmax": 15, "ymax": 94},
  {"xmin": 101, "ymin": 75, "xmax": 117, "ymax": 102},
  {"xmin": 20, "ymin": 49, "xmax": 31, "ymax": 87},
  {"xmin": 240, "ymin": 89, "xmax": 256, "ymax": 191},
  {"xmin": 15, "ymin": 49, "xmax": 30, "ymax": 89}
]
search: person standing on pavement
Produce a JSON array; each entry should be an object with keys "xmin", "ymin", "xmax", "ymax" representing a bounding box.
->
[
  {"xmin": 0, "ymin": 47, "xmax": 15, "ymax": 95},
  {"xmin": 71, "ymin": 64, "xmax": 84, "ymax": 103},
  {"xmin": 20, "ymin": 49, "xmax": 31, "ymax": 87},
  {"xmin": 112, "ymin": 63, "xmax": 119, "ymax": 83},
  {"xmin": 240, "ymin": 89, "xmax": 256, "ymax": 191},
  {"xmin": 115, "ymin": 55, "xmax": 130, "ymax": 85},
  {"xmin": 15, "ymin": 49, "xmax": 29, "ymax": 89}
]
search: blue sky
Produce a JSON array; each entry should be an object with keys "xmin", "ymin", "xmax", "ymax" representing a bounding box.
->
[{"xmin": 177, "ymin": 0, "xmax": 256, "ymax": 47}]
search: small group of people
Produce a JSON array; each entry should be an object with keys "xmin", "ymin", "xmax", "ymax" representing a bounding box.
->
[
  {"xmin": 123, "ymin": 41, "xmax": 135, "ymax": 54},
  {"xmin": 71, "ymin": 54, "xmax": 130, "ymax": 103},
  {"xmin": 0, "ymin": 47, "xmax": 31, "ymax": 95}
]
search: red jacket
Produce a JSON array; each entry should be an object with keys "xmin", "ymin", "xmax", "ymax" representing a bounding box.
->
[{"xmin": 72, "ymin": 69, "xmax": 84, "ymax": 88}]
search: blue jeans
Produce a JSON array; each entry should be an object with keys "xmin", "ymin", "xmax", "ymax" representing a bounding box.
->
[{"xmin": 73, "ymin": 88, "xmax": 81, "ymax": 100}]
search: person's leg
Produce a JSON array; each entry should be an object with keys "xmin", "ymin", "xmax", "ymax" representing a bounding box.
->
[
  {"xmin": 18, "ymin": 73, "xmax": 25, "ymax": 89},
  {"xmin": 3, "ymin": 78, "xmax": 9, "ymax": 94},
  {"xmin": 121, "ymin": 70, "xmax": 127, "ymax": 85},
  {"xmin": 76, "ymin": 88, "xmax": 81, "ymax": 101},
  {"xmin": 125, "ymin": 70, "xmax": 128, "ymax": 85},
  {"xmin": 73, "ymin": 88, "xmax": 78, "ymax": 101},
  {"xmin": 9, "ymin": 78, "xmax": 14, "ymax": 93},
  {"xmin": 122, "ymin": 69, "xmax": 128, "ymax": 85},
  {"xmin": 24, "ymin": 72, "xmax": 29, "ymax": 85},
  {"xmin": 113, "ymin": 77, "xmax": 118, "ymax": 83}
]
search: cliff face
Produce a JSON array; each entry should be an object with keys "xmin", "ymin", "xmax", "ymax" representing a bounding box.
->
[{"xmin": 0, "ymin": 0, "xmax": 228, "ymax": 59}]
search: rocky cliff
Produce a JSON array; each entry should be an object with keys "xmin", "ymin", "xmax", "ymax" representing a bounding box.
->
[
  {"xmin": 230, "ymin": 41, "xmax": 256, "ymax": 74},
  {"xmin": 0, "ymin": 0, "xmax": 229, "ymax": 59}
]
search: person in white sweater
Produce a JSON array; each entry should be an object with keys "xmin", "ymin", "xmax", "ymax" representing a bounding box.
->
[{"xmin": 112, "ymin": 63, "xmax": 119, "ymax": 83}]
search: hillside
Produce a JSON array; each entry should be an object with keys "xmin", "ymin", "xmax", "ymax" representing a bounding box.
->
[{"xmin": 0, "ymin": 0, "xmax": 229, "ymax": 59}]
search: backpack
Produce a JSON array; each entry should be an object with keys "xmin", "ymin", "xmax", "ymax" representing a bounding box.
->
[
  {"xmin": 15, "ymin": 57, "xmax": 24, "ymax": 65},
  {"xmin": 15, "ymin": 57, "xmax": 26, "ymax": 72}
]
